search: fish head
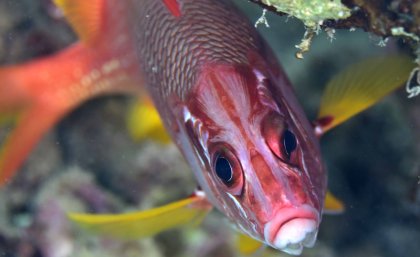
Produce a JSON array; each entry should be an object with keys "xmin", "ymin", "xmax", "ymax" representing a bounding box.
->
[{"xmin": 174, "ymin": 56, "xmax": 327, "ymax": 255}]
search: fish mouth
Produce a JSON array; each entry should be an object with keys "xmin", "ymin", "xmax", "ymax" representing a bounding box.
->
[{"xmin": 263, "ymin": 204, "xmax": 320, "ymax": 255}]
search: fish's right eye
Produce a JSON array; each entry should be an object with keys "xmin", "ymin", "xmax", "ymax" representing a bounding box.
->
[
  {"xmin": 262, "ymin": 112, "xmax": 298, "ymax": 162},
  {"xmin": 282, "ymin": 129, "xmax": 297, "ymax": 159},
  {"xmin": 262, "ymin": 112, "xmax": 284, "ymax": 158}
]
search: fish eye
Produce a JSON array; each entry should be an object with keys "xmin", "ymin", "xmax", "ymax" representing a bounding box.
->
[
  {"xmin": 282, "ymin": 129, "xmax": 297, "ymax": 159},
  {"xmin": 211, "ymin": 146, "xmax": 244, "ymax": 195},
  {"xmin": 262, "ymin": 112, "xmax": 298, "ymax": 162},
  {"xmin": 215, "ymin": 154, "xmax": 233, "ymax": 184}
]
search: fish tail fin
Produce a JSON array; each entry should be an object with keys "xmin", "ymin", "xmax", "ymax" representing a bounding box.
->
[
  {"xmin": 53, "ymin": 0, "xmax": 105, "ymax": 44},
  {"xmin": 127, "ymin": 97, "xmax": 171, "ymax": 144},
  {"xmin": 68, "ymin": 195, "xmax": 212, "ymax": 239},
  {"xmin": 0, "ymin": 106, "xmax": 64, "ymax": 185},
  {"xmin": 0, "ymin": 0, "xmax": 142, "ymax": 186},
  {"xmin": 0, "ymin": 64, "xmax": 45, "ymax": 185},
  {"xmin": 0, "ymin": 66, "xmax": 31, "ymax": 114},
  {"xmin": 0, "ymin": 43, "xmax": 140, "ymax": 186},
  {"xmin": 316, "ymin": 55, "xmax": 416, "ymax": 135}
]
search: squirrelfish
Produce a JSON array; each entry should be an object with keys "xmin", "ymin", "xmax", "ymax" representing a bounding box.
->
[{"xmin": 0, "ymin": 0, "xmax": 414, "ymax": 255}]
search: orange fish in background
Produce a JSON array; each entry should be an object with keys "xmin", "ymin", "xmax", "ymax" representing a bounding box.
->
[
  {"xmin": 0, "ymin": 0, "xmax": 415, "ymax": 255},
  {"xmin": 0, "ymin": 0, "xmax": 143, "ymax": 184}
]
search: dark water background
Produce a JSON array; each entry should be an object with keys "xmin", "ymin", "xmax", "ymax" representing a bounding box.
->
[{"xmin": 0, "ymin": 0, "xmax": 419, "ymax": 256}]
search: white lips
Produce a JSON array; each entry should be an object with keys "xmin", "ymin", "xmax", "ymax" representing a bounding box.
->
[
  {"xmin": 263, "ymin": 205, "xmax": 319, "ymax": 255},
  {"xmin": 272, "ymin": 218, "xmax": 318, "ymax": 255}
]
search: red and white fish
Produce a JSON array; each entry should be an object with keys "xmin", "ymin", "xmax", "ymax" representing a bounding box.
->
[{"xmin": 0, "ymin": 0, "xmax": 414, "ymax": 255}]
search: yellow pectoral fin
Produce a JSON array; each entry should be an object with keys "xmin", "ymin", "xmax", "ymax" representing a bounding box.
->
[
  {"xmin": 323, "ymin": 191, "xmax": 345, "ymax": 214},
  {"xmin": 127, "ymin": 98, "xmax": 172, "ymax": 144},
  {"xmin": 53, "ymin": 0, "xmax": 104, "ymax": 44},
  {"xmin": 317, "ymin": 55, "xmax": 416, "ymax": 134},
  {"xmin": 68, "ymin": 195, "xmax": 212, "ymax": 240},
  {"xmin": 235, "ymin": 233, "xmax": 265, "ymax": 255}
]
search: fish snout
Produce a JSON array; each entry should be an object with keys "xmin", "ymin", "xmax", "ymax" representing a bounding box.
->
[{"xmin": 263, "ymin": 205, "xmax": 319, "ymax": 255}]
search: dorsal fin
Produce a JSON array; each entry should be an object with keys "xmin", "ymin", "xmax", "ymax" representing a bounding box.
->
[
  {"xmin": 53, "ymin": 0, "xmax": 105, "ymax": 44},
  {"xmin": 162, "ymin": 0, "xmax": 181, "ymax": 17}
]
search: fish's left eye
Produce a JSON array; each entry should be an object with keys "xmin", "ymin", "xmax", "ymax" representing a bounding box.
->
[
  {"xmin": 211, "ymin": 146, "xmax": 244, "ymax": 195},
  {"xmin": 215, "ymin": 155, "xmax": 233, "ymax": 184}
]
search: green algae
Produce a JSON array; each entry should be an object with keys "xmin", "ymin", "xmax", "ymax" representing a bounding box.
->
[
  {"xmin": 257, "ymin": 0, "xmax": 351, "ymax": 57},
  {"xmin": 260, "ymin": 0, "xmax": 351, "ymax": 28}
]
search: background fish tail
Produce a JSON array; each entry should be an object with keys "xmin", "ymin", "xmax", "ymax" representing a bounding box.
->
[{"xmin": 0, "ymin": 42, "xmax": 141, "ymax": 185}]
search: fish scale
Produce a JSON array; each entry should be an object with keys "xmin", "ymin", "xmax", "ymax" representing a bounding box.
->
[{"xmin": 132, "ymin": 0, "xmax": 260, "ymax": 102}]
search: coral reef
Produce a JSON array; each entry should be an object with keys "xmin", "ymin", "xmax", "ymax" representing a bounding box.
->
[
  {"xmin": 251, "ymin": 0, "xmax": 351, "ymax": 28},
  {"xmin": 249, "ymin": 0, "xmax": 420, "ymax": 39},
  {"xmin": 249, "ymin": 0, "xmax": 420, "ymax": 57}
]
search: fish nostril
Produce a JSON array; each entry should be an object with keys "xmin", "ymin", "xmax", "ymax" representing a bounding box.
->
[
  {"xmin": 249, "ymin": 148, "xmax": 258, "ymax": 157},
  {"xmin": 250, "ymin": 154, "xmax": 273, "ymax": 183},
  {"xmin": 250, "ymin": 153, "xmax": 271, "ymax": 171}
]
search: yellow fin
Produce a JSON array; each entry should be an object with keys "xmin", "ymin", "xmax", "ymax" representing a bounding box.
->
[
  {"xmin": 324, "ymin": 191, "xmax": 345, "ymax": 214},
  {"xmin": 235, "ymin": 233, "xmax": 265, "ymax": 255},
  {"xmin": 53, "ymin": 0, "xmax": 104, "ymax": 44},
  {"xmin": 127, "ymin": 98, "xmax": 171, "ymax": 144},
  {"xmin": 317, "ymin": 55, "xmax": 416, "ymax": 133},
  {"xmin": 68, "ymin": 195, "xmax": 212, "ymax": 240}
]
